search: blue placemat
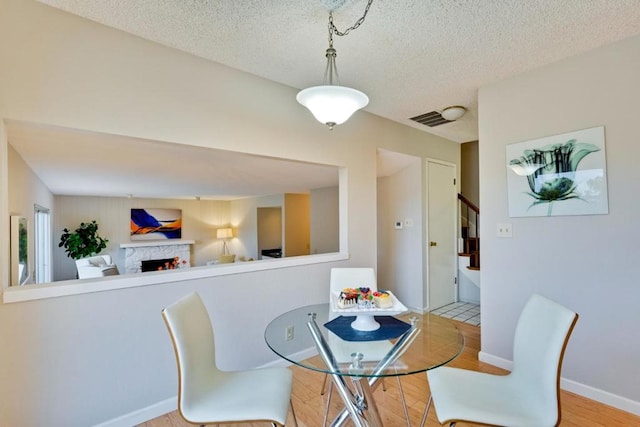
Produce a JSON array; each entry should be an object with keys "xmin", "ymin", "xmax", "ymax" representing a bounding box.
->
[{"xmin": 324, "ymin": 316, "xmax": 411, "ymax": 342}]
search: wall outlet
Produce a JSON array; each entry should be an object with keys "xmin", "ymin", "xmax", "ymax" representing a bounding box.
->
[
  {"xmin": 497, "ymin": 223, "xmax": 513, "ymax": 238},
  {"xmin": 404, "ymin": 218, "xmax": 414, "ymax": 227},
  {"xmin": 285, "ymin": 326, "xmax": 294, "ymax": 341}
]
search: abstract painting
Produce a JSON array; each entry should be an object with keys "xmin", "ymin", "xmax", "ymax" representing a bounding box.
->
[
  {"xmin": 130, "ymin": 208, "xmax": 182, "ymax": 240},
  {"xmin": 506, "ymin": 126, "xmax": 608, "ymax": 217}
]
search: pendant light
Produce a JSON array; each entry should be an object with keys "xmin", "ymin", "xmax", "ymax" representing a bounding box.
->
[{"xmin": 297, "ymin": 0, "xmax": 374, "ymax": 130}]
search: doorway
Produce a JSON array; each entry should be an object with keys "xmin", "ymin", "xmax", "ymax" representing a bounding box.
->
[
  {"xmin": 426, "ymin": 159, "xmax": 457, "ymax": 311},
  {"xmin": 257, "ymin": 207, "xmax": 282, "ymax": 259}
]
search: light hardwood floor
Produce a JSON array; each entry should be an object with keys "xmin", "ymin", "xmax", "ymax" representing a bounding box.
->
[{"xmin": 140, "ymin": 314, "xmax": 639, "ymax": 427}]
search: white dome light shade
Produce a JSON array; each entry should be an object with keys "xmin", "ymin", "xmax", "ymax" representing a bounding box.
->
[
  {"xmin": 441, "ymin": 105, "xmax": 466, "ymax": 121},
  {"xmin": 297, "ymin": 85, "xmax": 369, "ymax": 128}
]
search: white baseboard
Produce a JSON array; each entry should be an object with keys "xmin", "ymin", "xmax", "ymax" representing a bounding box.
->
[
  {"xmin": 260, "ymin": 347, "xmax": 318, "ymax": 368},
  {"xmin": 479, "ymin": 351, "xmax": 640, "ymax": 416},
  {"xmin": 93, "ymin": 397, "xmax": 176, "ymax": 427},
  {"xmin": 560, "ymin": 377, "xmax": 640, "ymax": 416},
  {"xmin": 478, "ymin": 350, "xmax": 513, "ymax": 371}
]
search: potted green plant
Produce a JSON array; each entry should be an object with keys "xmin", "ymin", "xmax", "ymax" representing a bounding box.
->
[{"xmin": 58, "ymin": 220, "xmax": 109, "ymax": 260}]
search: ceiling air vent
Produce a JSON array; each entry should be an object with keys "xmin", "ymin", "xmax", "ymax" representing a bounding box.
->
[{"xmin": 409, "ymin": 111, "xmax": 452, "ymax": 127}]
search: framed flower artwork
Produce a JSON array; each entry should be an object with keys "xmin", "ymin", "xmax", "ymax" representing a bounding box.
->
[{"xmin": 506, "ymin": 126, "xmax": 608, "ymax": 217}]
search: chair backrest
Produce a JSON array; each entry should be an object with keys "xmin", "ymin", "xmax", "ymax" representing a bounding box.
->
[
  {"xmin": 329, "ymin": 268, "xmax": 377, "ymax": 294},
  {"xmin": 219, "ymin": 254, "xmax": 236, "ymax": 264},
  {"xmin": 161, "ymin": 292, "xmax": 221, "ymax": 418},
  {"xmin": 511, "ymin": 294, "xmax": 578, "ymax": 425}
]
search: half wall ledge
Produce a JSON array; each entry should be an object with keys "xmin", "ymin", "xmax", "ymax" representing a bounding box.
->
[{"xmin": 2, "ymin": 252, "xmax": 349, "ymax": 304}]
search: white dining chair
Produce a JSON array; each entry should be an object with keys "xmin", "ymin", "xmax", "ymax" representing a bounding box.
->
[
  {"xmin": 162, "ymin": 292, "xmax": 297, "ymax": 426},
  {"xmin": 423, "ymin": 293, "xmax": 578, "ymax": 427}
]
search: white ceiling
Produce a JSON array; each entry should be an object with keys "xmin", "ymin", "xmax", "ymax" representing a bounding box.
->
[{"xmin": 12, "ymin": 1, "xmax": 640, "ymax": 199}]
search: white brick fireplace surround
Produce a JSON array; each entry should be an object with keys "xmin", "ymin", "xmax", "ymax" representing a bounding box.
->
[{"xmin": 120, "ymin": 240, "xmax": 194, "ymax": 274}]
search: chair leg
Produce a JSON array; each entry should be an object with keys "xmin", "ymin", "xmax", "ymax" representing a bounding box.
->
[
  {"xmin": 320, "ymin": 373, "xmax": 328, "ymax": 395},
  {"xmin": 289, "ymin": 399, "xmax": 298, "ymax": 427},
  {"xmin": 396, "ymin": 376, "xmax": 410, "ymax": 427},
  {"xmin": 419, "ymin": 394, "xmax": 432, "ymax": 427}
]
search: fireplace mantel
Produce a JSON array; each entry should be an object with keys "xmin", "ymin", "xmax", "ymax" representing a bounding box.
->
[
  {"xmin": 120, "ymin": 240, "xmax": 195, "ymax": 274},
  {"xmin": 120, "ymin": 239, "xmax": 195, "ymax": 249}
]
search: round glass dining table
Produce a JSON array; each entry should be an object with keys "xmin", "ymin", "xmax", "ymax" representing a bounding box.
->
[{"xmin": 265, "ymin": 303, "xmax": 464, "ymax": 427}]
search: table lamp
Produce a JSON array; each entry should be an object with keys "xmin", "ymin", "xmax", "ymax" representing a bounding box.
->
[{"xmin": 216, "ymin": 227, "xmax": 233, "ymax": 255}]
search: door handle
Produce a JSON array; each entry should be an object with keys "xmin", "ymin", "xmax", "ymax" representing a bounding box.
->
[{"xmin": 430, "ymin": 241, "xmax": 438, "ymax": 247}]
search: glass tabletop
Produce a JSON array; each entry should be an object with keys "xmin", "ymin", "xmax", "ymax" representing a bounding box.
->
[{"xmin": 265, "ymin": 303, "xmax": 464, "ymax": 378}]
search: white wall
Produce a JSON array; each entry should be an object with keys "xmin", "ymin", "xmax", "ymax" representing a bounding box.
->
[
  {"xmin": 0, "ymin": 1, "xmax": 459, "ymax": 425},
  {"xmin": 377, "ymin": 158, "xmax": 423, "ymax": 310},
  {"xmin": 8, "ymin": 144, "xmax": 55, "ymax": 284},
  {"xmin": 479, "ymin": 33, "xmax": 640, "ymax": 413}
]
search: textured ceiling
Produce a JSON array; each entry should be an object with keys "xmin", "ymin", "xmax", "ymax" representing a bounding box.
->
[{"xmin": 35, "ymin": 0, "xmax": 640, "ymax": 143}]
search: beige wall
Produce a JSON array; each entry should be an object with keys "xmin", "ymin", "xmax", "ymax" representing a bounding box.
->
[
  {"xmin": 284, "ymin": 193, "xmax": 310, "ymax": 257},
  {"xmin": 479, "ymin": 33, "xmax": 640, "ymax": 412},
  {"xmin": 309, "ymin": 186, "xmax": 339, "ymax": 254},
  {"xmin": 231, "ymin": 193, "xmax": 284, "ymax": 260},
  {"xmin": 460, "ymin": 140, "xmax": 479, "ymax": 207},
  {"xmin": 0, "ymin": 1, "xmax": 460, "ymax": 425}
]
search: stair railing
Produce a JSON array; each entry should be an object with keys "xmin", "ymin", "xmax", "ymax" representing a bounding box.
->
[{"xmin": 458, "ymin": 193, "xmax": 480, "ymax": 269}]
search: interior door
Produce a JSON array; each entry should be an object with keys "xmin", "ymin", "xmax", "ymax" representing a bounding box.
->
[{"xmin": 427, "ymin": 160, "xmax": 457, "ymax": 310}]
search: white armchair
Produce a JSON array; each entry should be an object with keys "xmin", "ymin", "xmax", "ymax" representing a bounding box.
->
[{"xmin": 75, "ymin": 255, "xmax": 119, "ymax": 279}]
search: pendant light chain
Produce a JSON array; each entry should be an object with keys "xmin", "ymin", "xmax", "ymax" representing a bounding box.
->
[
  {"xmin": 327, "ymin": 0, "xmax": 374, "ymax": 47},
  {"xmin": 296, "ymin": 0, "xmax": 373, "ymax": 129},
  {"xmin": 325, "ymin": 0, "xmax": 374, "ymax": 85}
]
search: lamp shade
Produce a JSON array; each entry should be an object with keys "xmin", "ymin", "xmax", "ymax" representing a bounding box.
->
[
  {"xmin": 216, "ymin": 228, "xmax": 233, "ymax": 239},
  {"xmin": 296, "ymin": 85, "xmax": 369, "ymax": 127}
]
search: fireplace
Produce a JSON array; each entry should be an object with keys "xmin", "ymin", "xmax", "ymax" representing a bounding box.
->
[
  {"xmin": 141, "ymin": 258, "xmax": 176, "ymax": 272},
  {"xmin": 120, "ymin": 240, "xmax": 194, "ymax": 274}
]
